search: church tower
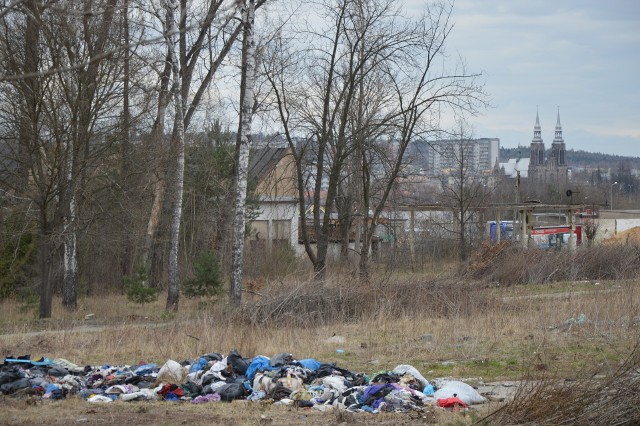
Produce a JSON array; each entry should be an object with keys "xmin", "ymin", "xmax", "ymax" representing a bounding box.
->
[
  {"xmin": 526, "ymin": 107, "xmax": 569, "ymax": 185},
  {"xmin": 528, "ymin": 109, "xmax": 545, "ymax": 181},
  {"xmin": 550, "ymin": 108, "xmax": 566, "ymax": 166},
  {"xmin": 550, "ymin": 107, "xmax": 568, "ymax": 183}
]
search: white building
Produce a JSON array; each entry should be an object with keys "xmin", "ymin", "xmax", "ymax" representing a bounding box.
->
[{"xmin": 424, "ymin": 138, "xmax": 500, "ymax": 176}]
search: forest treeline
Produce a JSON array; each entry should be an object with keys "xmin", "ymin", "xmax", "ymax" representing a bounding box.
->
[{"xmin": 0, "ymin": 1, "xmax": 487, "ymax": 317}]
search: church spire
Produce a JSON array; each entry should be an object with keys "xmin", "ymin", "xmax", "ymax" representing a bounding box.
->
[
  {"xmin": 530, "ymin": 107, "xmax": 545, "ymax": 167},
  {"xmin": 554, "ymin": 106, "xmax": 563, "ymax": 143},
  {"xmin": 532, "ymin": 107, "xmax": 543, "ymax": 143}
]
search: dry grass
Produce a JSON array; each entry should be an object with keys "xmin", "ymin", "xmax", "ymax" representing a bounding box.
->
[
  {"xmin": 1, "ymin": 275, "xmax": 638, "ymax": 382},
  {"xmin": 469, "ymin": 243, "xmax": 640, "ymax": 285},
  {"xmin": 0, "ymin": 395, "xmax": 438, "ymax": 425},
  {"xmin": 476, "ymin": 345, "xmax": 640, "ymax": 425},
  {"xmin": 2, "ymin": 252, "xmax": 640, "ymax": 424},
  {"xmin": 238, "ymin": 276, "xmax": 496, "ymax": 327}
]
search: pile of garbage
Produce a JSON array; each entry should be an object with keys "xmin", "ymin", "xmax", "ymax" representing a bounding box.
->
[{"xmin": 0, "ymin": 352, "xmax": 486, "ymax": 413}]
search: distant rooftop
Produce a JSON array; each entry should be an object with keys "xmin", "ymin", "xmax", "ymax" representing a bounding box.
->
[{"xmin": 499, "ymin": 158, "xmax": 530, "ymax": 178}]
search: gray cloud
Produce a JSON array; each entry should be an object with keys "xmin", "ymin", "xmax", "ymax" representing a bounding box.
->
[{"xmin": 407, "ymin": 0, "xmax": 640, "ymax": 156}]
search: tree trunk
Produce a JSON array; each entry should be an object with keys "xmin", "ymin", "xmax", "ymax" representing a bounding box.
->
[
  {"xmin": 358, "ymin": 236, "xmax": 370, "ymax": 281},
  {"xmin": 166, "ymin": 123, "xmax": 185, "ymax": 311},
  {"xmin": 120, "ymin": 0, "xmax": 133, "ymax": 289},
  {"xmin": 338, "ymin": 196, "xmax": 352, "ymax": 260},
  {"xmin": 314, "ymin": 233, "xmax": 328, "ymax": 281},
  {"xmin": 62, "ymin": 108, "xmax": 78, "ymax": 310},
  {"xmin": 166, "ymin": 0, "xmax": 185, "ymax": 312},
  {"xmin": 62, "ymin": 191, "xmax": 78, "ymax": 310},
  {"xmin": 230, "ymin": 0, "xmax": 256, "ymax": 307},
  {"xmin": 38, "ymin": 225, "xmax": 53, "ymax": 318},
  {"xmin": 459, "ymin": 213, "xmax": 467, "ymax": 262},
  {"xmin": 141, "ymin": 35, "xmax": 173, "ymax": 286}
]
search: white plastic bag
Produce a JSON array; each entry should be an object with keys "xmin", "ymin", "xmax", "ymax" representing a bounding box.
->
[
  {"xmin": 156, "ymin": 360, "xmax": 188, "ymax": 385},
  {"xmin": 433, "ymin": 380, "xmax": 486, "ymax": 405},
  {"xmin": 393, "ymin": 364, "xmax": 430, "ymax": 388}
]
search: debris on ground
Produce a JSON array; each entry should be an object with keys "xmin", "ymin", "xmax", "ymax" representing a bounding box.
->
[
  {"xmin": 0, "ymin": 352, "xmax": 493, "ymax": 414},
  {"xmin": 563, "ymin": 313, "xmax": 591, "ymax": 327}
]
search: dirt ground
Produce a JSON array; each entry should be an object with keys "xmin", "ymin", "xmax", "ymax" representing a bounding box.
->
[
  {"xmin": 0, "ymin": 378, "xmax": 518, "ymax": 425},
  {"xmin": 1, "ymin": 396, "xmax": 449, "ymax": 425}
]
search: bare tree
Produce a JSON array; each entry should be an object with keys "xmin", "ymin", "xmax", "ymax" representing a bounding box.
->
[
  {"xmin": 140, "ymin": 0, "xmax": 245, "ymax": 298},
  {"xmin": 0, "ymin": 0, "xmax": 125, "ymax": 316},
  {"xmin": 60, "ymin": 0, "xmax": 120, "ymax": 310},
  {"xmin": 438, "ymin": 127, "xmax": 489, "ymax": 262},
  {"xmin": 265, "ymin": 0, "xmax": 365, "ymax": 280},
  {"xmin": 229, "ymin": 0, "xmax": 257, "ymax": 306},
  {"xmin": 165, "ymin": 0, "xmax": 184, "ymax": 311},
  {"xmin": 265, "ymin": 0, "xmax": 485, "ymax": 279}
]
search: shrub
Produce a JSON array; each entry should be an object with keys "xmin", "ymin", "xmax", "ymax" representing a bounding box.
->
[
  {"xmin": 125, "ymin": 263, "xmax": 159, "ymax": 306},
  {"xmin": 466, "ymin": 244, "xmax": 640, "ymax": 285},
  {"xmin": 239, "ymin": 276, "xmax": 497, "ymax": 327},
  {"xmin": 0, "ymin": 230, "xmax": 37, "ymax": 299},
  {"xmin": 183, "ymin": 250, "xmax": 223, "ymax": 299}
]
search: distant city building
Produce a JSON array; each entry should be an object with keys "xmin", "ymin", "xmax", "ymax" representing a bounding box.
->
[
  {"xmin": 500, "ymin": 156, "xmax": 530, "ymax": 179},
  {"xmin": 528, "ymin": 108, "xmax": 569, "ymax": 183},
  {"xmin": 413, "ymin": 138, "xmax": 500, "ymax": 176}
]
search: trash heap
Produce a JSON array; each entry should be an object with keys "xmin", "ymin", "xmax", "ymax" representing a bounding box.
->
[{"xmin": 0, "ymin": 352, "xmax": 486, "ymax": 413}]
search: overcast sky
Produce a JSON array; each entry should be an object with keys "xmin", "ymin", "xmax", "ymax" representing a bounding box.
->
[{"xmin": 406, "ymin": 0, "xmax": 640, "ymax": 157}]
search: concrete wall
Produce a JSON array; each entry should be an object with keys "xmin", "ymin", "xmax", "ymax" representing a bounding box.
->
[
  {"xmin": 250, "ymin": 199, "xmax": 303, "ymax": 255},
  {"xmin": 595, "ymin": 218, "xmax": 640, "ymax": 241}
]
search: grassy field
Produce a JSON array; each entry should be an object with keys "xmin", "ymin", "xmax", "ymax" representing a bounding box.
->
[
  {"xmin": 1, "ymin": 260, "xmax": 639, "ymax": 424},
  {"xmin": 2, "ymin": 278, "xmax": 637, "ymax": 375}
]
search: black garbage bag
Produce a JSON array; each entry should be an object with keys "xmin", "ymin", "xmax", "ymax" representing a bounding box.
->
[
  {"xmin": 0, "ymin": 366, "xmax": 23, "ymax": 386},
  {"xmin": 216, "ymin": 383, "xmax": 247, "ymax": 402},
  {"xmin": 227, "ymin": 350, "xmax": 250, "ymax": 376},
  {"xmin": 46, "ymin": 366, "xmax": 69, "ymax": 377},
  {"xmin": 0, "ymin": 377, "xmax": 30, "ymax": 394},
  {"xmin": 202, "ymin": 353, "xmax": 223, "ymax": 362}
]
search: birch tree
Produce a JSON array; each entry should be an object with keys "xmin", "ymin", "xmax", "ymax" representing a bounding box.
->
[
  {"xmin": 60, "ymin": 0, "xmax": 120, "ymax": 310},
  {"xmin": 140, "ymin": 0, "xmax": 245, "ymax": 294},
  {"xmin": 229, "ymin": 0, "xmax": 256, "ymax": 306},
  {"xmin": 160, "ymin": 0, "xmax": 268, "ymax": 309},
  {"xmin": 164, "ymin": 0, "xmax": 184, "ymax": 311}
]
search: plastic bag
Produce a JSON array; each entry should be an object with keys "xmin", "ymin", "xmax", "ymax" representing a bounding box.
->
[
  {"xmin": 392, "ymin": 364, "xmax": 429, "ymax": 388},
  {"xmin": 156, "ymin": 360, "xmax": 188, "ymax": 385},
  {"xmin": 433, "ymin": 380, "xmax": 486, "ymax": 405}
]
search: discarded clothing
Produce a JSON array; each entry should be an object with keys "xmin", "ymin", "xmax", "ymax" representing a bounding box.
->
[
  {"xmin": 0, "ymin": 348, "xmax": 489, "ymax": 416},
  {"xmin": 437, "ymin": 396, "xmax": 469, "ymax": 409}
]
